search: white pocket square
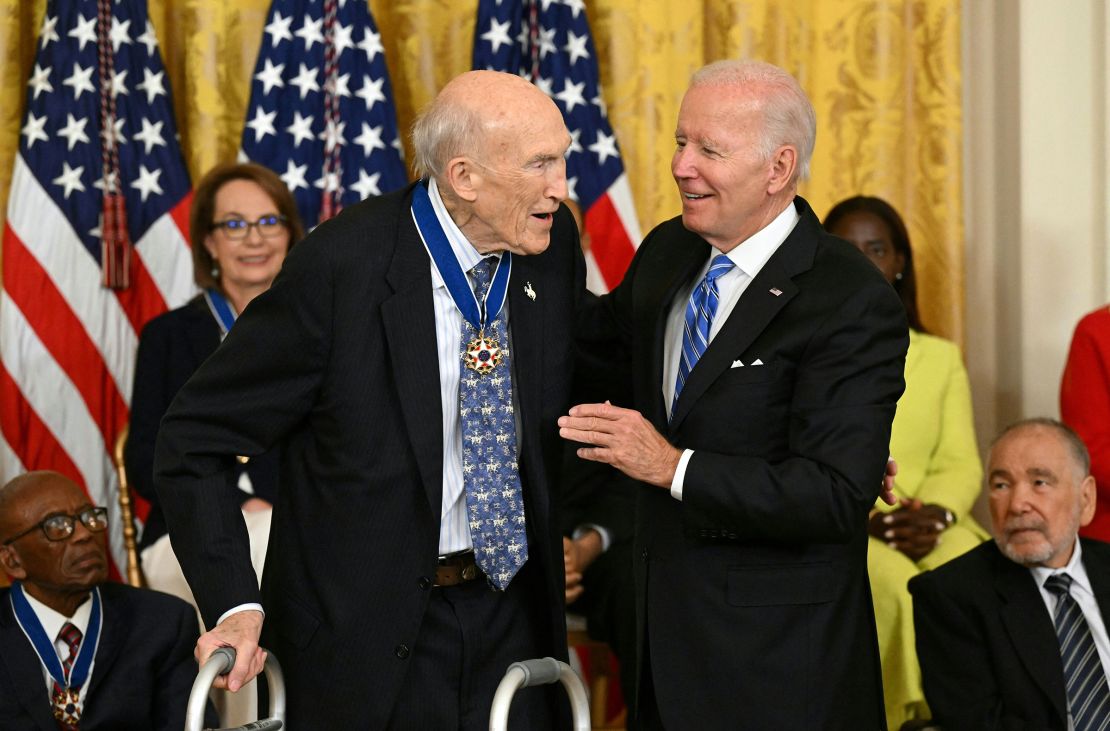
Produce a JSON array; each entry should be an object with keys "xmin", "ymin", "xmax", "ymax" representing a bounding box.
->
[
  {"xmin": 731, "ymin": 359, "xmax": 745, "ymax": 368},
  {"xmin": 751, "ymin": 358, "xmax": 764, "ymax": 366}
]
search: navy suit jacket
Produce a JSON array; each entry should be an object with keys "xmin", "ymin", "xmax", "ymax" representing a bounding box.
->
[
  {"xmin": 911, "ymin": 538, "xmax": 1110, "ymax": 730},
  {"xmin": 154, "ymin": 182, "xmax": 584, "ymax": 727},
  {"xmin": 0, "ymin": 583, "xmax": 209, "ymax": 730},
  {"xmin": 583, "ymin": 197, "xmax": 907, "ymax": 730},
  {"xmin": 126, "ymin": 294, "xmax": 281, "ymax": 551}
]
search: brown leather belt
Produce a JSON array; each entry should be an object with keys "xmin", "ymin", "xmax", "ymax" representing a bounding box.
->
[{"xmin": 434, "ymin": 550, "xmax": 483, "ymax": 587}]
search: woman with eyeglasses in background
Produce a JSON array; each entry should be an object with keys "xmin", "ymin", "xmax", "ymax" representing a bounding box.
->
[{"xmin": 124, "ymin": 162, "xmax": 302, "ymax": 611}]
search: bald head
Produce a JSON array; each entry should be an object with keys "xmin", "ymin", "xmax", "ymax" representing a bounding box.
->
[
  {"xmin": 0, "ymin": 471, "xmax": 83, "ymax": 537},
  {"xmin": 1, "ymin": 471, "xmax": 108, "ymax": 613},
  {"xmin": 412, "ymin": 70, "xmax": 564, "ymax": 179}
]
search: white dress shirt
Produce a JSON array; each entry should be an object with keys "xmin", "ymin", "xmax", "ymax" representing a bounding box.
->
[
  {"xmin": 425, "ymin": 178, "xmax": 510, "ymax": 554},
  {"xmin": 1030, "ymin": 539, "xmax": 1110, "ymax": 683},
  {"xmin": 23, "ymin": 590, "xmax": 96, "ymax": 704},
  {"xmin": 663, "ymin": 202, "xmax": 800, "ymax": 499}
]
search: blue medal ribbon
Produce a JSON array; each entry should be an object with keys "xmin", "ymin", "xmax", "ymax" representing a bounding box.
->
[
  {"xmin": 203, "ymin": 288, "xmax": 238, "ymax": 339},
  {"xmin": 411, "ymin": 182, "xmax": 511, "ymax": 333},
  {"xmin": 10, "ymin": 582, "xmax": 102, "ymax": 692}
]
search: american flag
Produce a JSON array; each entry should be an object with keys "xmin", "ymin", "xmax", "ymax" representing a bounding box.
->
[
  {"xmin": 0, "ymin": 0, "xmax": 194, "ymax": 576},
  {"xmin": 473, "ymin": 0, "xmax": 641, "ymax": 293},
  {"xmin": 241, "ymin": 0, "xmax": 408, "ymax": 228}
]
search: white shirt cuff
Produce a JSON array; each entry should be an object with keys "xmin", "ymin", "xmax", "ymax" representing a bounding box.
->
[
  {"xmin": 670, "ymin": 449, "xmax": 695, "ymax": 500},
  {"xmin": 573, "ymin": 524, "xmax": 613, "ymax": 552},
  {"xmin": 218, "ymin": 603, "xmax": 265, "ymax": 626}
]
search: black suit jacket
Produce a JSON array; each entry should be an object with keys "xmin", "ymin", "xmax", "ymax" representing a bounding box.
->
[
  {"xmin": 910, "ymin": 538, "xmax": 1110, "ymax": 730},
  {"xmin": 0, "ymin": 584, "xmax": 209, "ymax": 730},
  {"xmin": 126, "ymin": 295, "xmax": 280, "ymax": 551},
  {"xmin": 154, "ymin": 183, "xmax": 584, "ymax": 727},
  {"xmin": 584, "ymin": 197, "xmax": 907, "ymax": 730}
]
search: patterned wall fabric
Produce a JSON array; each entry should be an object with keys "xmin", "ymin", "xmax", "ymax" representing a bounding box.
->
[{"xmin": 0, "ymin": 0, "xmax": 964, "ymax": 341}]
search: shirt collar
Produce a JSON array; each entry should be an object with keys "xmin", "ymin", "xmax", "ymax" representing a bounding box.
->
[
  {"xmin": 427, "ymin": 178, "xmax": 499, "ymax": 288},
  {"xmin": 1031, "ymin": 537, "xmax": 1093, "ymax": 597},
  {"xmin": 718, "ymin": 200, "xmax": 800, "ymax": 277},
  {"xmin": 22, "ymin": 590, "xmax": 94, "ymax": 642}
]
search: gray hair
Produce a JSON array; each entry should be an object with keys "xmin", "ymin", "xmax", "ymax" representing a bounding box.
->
[
  {"xmin": 411, "ymin": 95, "xmax": 485, "ymax": 180},
  {"xmin": 991, "ymin": 417, "xmax": 1091, "ymax": 477},
  {"xmin": 690, "ymin": 59, "xmax": 816, "ymax": 182}
]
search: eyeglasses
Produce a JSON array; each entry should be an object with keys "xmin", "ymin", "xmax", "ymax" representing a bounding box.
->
[
  {"xmin": 210, "ymin": 215, "xmax": 288, "ymax": 240},
  {"xmin": 2, "ymin": 507, "xmax": 109, "ymax": 545}
]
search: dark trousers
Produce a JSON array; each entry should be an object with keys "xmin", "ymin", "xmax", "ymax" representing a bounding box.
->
[
  {"xmin": 386, "ymin": 559, "xmax": 557, "ymax": 730},
  {"xmin": 636, "ymin": 637, "xmax": 667, "ymax": 731}
]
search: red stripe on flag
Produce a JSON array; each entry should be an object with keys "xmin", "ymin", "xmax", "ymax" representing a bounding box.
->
[
  {"xmin": 114, "ymin": 250, "xmax": 170, "ymax": 335},
  {"xmin": 2, "ymin": 226, "xmax": 130, "ymax": 451},
  {"xmin": 0, "ymin": 362, "xmax": 85, "ymax": 489},
  {"xmin": 584, "ymin": 193, "xmax": 636, "ymax": 290},
  {"xmin": 113, "ymin": 194, "xmax": 192, "ymax": 332},
  {"xmin": 169, "ymin": 191, "xmax": 193, "ymax": 247}
]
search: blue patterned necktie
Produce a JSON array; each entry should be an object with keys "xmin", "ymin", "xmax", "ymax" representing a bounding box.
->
[
  {"xmin": 458, "ymin": 257, "xmax": 527, "ymax": 590},
  {"xmin": 1044, "ymin": 573, "xmax": 1110, "ymax": 731},
  {"xmin": 673, "ymin": 253, "xmax": 735, "ymax": 415}
]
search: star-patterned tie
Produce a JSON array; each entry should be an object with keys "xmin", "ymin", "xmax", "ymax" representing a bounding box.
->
[
  {"xmin": 1044, "ymin": 573, "xmax": 1110, "ymax": 731},
  {"xmin": 51, "ymin": 622, "xmax": 83, "ymax": 730},
  {"xmin": 673, "ymin": 254, "xmax": 735, "ymax": 415},
  {"xmin": 458, "ymin": 257, "xmax": 528, "ymax": 590}
]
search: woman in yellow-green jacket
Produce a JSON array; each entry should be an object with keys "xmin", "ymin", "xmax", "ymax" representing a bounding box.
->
[{"xmin": 826, "ymin": 197, "xmax": 988, "ymax": 731}]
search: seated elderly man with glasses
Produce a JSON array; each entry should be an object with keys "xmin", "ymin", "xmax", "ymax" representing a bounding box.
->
[{"xmin": 0, "ymin": 471, "xmax": 213, "ymax": 730}]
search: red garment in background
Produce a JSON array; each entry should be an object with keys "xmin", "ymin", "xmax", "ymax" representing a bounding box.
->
[{"xmin": 1061, "ymin": 305, "xmax": 1110, "ymax": 541}]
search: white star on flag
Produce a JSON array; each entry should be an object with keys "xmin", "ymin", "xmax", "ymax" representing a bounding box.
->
[
  {"xmin": 240, "ymin": 0, "xmax": 407, "ymax": 226},
  {"xmin": 473, "ymin": 0, "xmax": 641, "ymax": 294},
  {"xmin": 246, "ymin": 107, "xmax": 278, "ymax": 141},
  {"xmin": 131, "ymin": 164, "xmax": 163, "ymax": 202},
  {"xmin": 136, "ymin": 68, "xmax": 166, "ymax": 104}
]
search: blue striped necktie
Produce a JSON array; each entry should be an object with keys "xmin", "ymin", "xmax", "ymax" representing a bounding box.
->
[
  {"xmin": 673, "ymin": 254, "xmax": 735, "ymax": 415},
  {"xmin": 1044, "ymin": 572, "xmax": 1110, "ymax": 731}
]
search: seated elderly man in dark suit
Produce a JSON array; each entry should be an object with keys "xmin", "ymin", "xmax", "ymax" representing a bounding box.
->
[
  {"xmin": 0, "ymin": 471, "xmax": 211, "ymax": 730},
  {"xmin": 911, "ymin": 418, "xmax": 1110, "ymax": 731}
]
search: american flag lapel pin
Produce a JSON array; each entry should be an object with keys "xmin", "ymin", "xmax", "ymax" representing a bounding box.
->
[
  {"xmin": 769, "ymin": 287, "xmax": 783, "ymax": 297},
  {"xmin": 524, "ymin": 282, "xmax": 537, "ymax": 301}
]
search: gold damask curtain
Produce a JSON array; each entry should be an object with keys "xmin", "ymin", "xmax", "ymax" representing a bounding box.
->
[{"xmin": 0, "ymin": 0, "xmax": 964, "ymax": 341}]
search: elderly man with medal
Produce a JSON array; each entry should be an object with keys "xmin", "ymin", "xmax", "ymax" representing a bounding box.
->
[
  {"xmin": 154, "ymin": 70, "xmax": 585, "ymax": 729},
  {"xmin": 0, "ymin": 471, "xmax": 210, "ymax": 730}
]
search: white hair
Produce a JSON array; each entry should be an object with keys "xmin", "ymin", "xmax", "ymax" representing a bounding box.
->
[
  {"xmin": 411, "ymin": 94, "xmax": 484, "ymax": 180},
  {"xmin": 690, "ymin": 59, "xmax": 817, "ymax": 182}
]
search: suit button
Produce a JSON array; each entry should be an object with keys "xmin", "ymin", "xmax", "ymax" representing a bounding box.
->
[
  {"xmin": 395, "ymin": 644, "xmax": 410, "ymax": 659},
  {"xmin": 641, "ymin": 549, "xmax": 649, "ymax": 562},
  {"xmin": 418, "ymin": 576, "xmax": 431, "ymax": 590}
]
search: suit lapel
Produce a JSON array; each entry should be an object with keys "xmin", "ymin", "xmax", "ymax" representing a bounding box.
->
[
  {"xmin": 995, "ymin": 552, "xmax": 1069, "ymax": 722},
  {"xmin": 83, "ymin": 591, "xmax": 122, "ymax": 710},
  {"xmin": 0, "ymin": 592, "xmax": 63, "ymax": 730},
  {"xmin": 668, "ymin": 199, "xmax": 817, "ymax": 431},
  {"xmin": 640, "ymin": 236, "xmax": 706, "ymax": 430},
  {"xmin": 507, "ymin": 253, "xmax": 543, "ymax": 464},
  {"xmin": 669, "ymin": 255, "xmax": 798, "ymax": 430},
  {"xmin": 186, "ymin": 296, "xmax": 220, "ymax": 362},
  {"xmin": 381, "ymin": 191, "xmax": 445, "ymax": 513}
]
